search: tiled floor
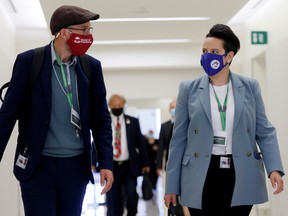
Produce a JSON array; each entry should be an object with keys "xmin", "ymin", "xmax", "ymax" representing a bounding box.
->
[
  {"xmin": 81, "ymin": 172, "xmax": 271, "ymax": 216},
  {"xmin": 81, "ymin": 172, "xmax": 164, "ymax": 216}
]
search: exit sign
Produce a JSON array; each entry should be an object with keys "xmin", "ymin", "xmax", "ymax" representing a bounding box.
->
[{"xmin": 251, "ymin": 31, "xmax": 268, "ymax": 44}]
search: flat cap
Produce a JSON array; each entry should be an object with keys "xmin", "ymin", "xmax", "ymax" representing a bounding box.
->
[{"xmin": 50, "ymin": 5, "xmax": 99, "ymax": 35}]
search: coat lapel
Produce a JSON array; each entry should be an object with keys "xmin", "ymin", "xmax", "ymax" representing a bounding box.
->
[
  {"xmin": 231, "ymin": 73, "xmax": 245, "ymax": 130},
  {"xmin": 198, "ymin": 75, "xmax": 212, "ymax": 126},
  {"xmin": 197, "ymin": 73, "xmax": 245, "ymax": 129},
  {"xmin": 124, "ymin": 115, "xmax": 131, "ymax": 151},
  {"xmin": 75, "ymin": 60, "xmax": 90, "ymax": 127}
]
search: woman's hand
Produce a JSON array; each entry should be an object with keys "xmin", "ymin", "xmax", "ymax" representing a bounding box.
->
[
  {"xmin": 270, "ymin": 171, "xmax": 284, "ymax": 195},
  {"xmin": 164, "ymin": 194, "xmax": 177, "ymax": 208}
]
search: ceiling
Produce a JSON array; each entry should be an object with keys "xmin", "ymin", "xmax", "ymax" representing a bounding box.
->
[
  {"xmin": 2, "ymin": 0, "xmax": 274, "ymax": 71},
  {"xmin": 41, "ymin": 0, "xmax": 251, "ymax": 44},
  {"xmin": 4, "ymin": 0, "xmax": 252, "ymax": 44}
]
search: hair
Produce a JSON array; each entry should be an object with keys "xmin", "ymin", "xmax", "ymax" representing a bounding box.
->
[{"xmin": 206, "ymin": 24, "xmax": 240, "ymax": 55}]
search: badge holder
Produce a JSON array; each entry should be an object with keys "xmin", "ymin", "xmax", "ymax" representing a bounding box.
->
[
  {"xmin": 213, "ymin": 130, "xmax": 231, "ymax": 168},
  {"xmin": 71, "ymin": 107, "xmax": 81, "ymax": 137},
  {"xmin": 16, "ymin": 147, "xmax": 29, "ymax": 169},
  {"xmin": 220, "ymin": 156, "xmax": 231, "ymax": 168},
  {"xmin": 213, "ymin": 130, "xmax": 227, "ymax": 146}
]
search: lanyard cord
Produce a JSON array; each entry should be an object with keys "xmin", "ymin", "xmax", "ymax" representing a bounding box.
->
[
  {"xmin": 211, "ymin": 75, "xmax": 230, "ymax": 131},
  {"xmin": 55, "ymin": 51, "xmax": 73, "ymax": 108}
]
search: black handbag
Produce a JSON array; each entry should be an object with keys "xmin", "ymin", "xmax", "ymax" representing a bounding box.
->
[
  {"xmin": 141, "ymin": 173, "xmax": 153, "ymax": 200},
  {"xmin": 168, "ymin": 198, "xmax": 184, "ymax": 216},
  {"xmin": 168, "ymin": 203, "xmax": 176, "ymax": 216}
]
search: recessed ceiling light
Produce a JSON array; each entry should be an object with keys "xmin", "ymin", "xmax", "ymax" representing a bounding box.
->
[
  {"xmin": 94, "ymin": 17, "xmax": 210, "ymax": 22},
  {"xmin": 93, "ymin": 39, "xmax": 192, "ymax": 45}
]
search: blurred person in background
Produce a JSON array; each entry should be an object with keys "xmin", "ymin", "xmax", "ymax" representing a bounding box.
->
[
  {"xmin": 106, "ymin": 94, "xmax": 150, "ymax": 216},
  {"xmin": 144, "ymin": 129, "xmax": 159, "ymax": 190}
]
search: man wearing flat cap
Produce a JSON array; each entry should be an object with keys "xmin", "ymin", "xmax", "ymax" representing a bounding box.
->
[{"xmin": 0, "ymin": 5, "xmax": 113, "ymax": 216}]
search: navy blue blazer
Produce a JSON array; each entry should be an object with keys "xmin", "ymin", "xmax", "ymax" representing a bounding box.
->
[
  {"xmin": 156, "ymin": 120, "xmax": 173, "ymax": 170},
  {"xmin": 0, "ymin": 43, "xmax": 113, "ymax": 182},
  {"xmin": 122, "ymin": 114, "xmax": 150, "ymax": 177}
]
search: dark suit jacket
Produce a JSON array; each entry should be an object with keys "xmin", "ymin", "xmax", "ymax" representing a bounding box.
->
[
  {"xmin": 156, "ymin": 120, "xmax": 173, "ymax": 170},
  {"xmin": 0, "ymin": 43, "xmax": 113, "ymax": 182},
  {"xmin": 121, "ymin": 114, "xmax": 150, "ymax": 177}
]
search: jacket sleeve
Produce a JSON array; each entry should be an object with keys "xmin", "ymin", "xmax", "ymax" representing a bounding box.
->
[
  {"xmin": 135, "ymin": 120, "xmax": 150, "ymax": 167},
  {"xmin": 156, "ymin": 123, "xmax": 166, "ymax": 169},
  {"xmin": 88, "ymin": 57, "xmax": 113, "ymax": 171},
  {"xmin": 0, "ymin": 50, "xmax": 33, "ymax": 161},
  {"xmin": 253, "ymin": 80, "xmax": 284, "ymax": 176},
  {"xmin": 165, "ymin": 81, "xmax": 190, "ymax": 195}
]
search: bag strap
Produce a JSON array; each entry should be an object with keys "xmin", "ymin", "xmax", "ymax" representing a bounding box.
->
[
  {"xmin": 0, "ymin": 48, "xmax": 92, "ymax": 103},
  {"xmin": 29, "ymin": 46, "xmax": 45, "ymax": 88},
  {"xmin": 0, "ymin": 82, "xmax": 10, "ymax": 102},
  {"xmin": 79, "ymin": 54, "xmax": 92, "ymax": 84},
  {"xmin": 168, "ymin": 203, "xmax": 176, "ymax": 216},
  {"xmin": 0, "ymin": 47, "xmax": 45, "ymax": 103}
]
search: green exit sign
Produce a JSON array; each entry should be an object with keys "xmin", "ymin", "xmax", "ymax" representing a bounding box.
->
[{"xmin": 251, "ymin": 31, "xmax": 268, "ymax": 44}]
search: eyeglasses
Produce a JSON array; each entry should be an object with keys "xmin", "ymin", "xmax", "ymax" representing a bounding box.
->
[{"xmin": 66, "ymin": 26, "xmax": 93, "ymax": 35}]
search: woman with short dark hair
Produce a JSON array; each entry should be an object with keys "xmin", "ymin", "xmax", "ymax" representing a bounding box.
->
[{"xmin": 164, "ymin": 24, "xmax": 284, "ymax": 216}]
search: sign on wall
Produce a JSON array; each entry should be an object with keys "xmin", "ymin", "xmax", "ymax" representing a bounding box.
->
[{"xmin": 251, "ymin": 31, "xmax": 268, "ymax": 44}]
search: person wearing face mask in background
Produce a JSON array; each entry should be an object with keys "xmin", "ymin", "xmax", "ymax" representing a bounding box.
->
[
  {"xmin": 0, "ymin": 5, "xmax": 114, "ymax": 216},
  {"xmin": 164, "ymin": 24, "xmax": 284, "ymax": 216},
  {"xmin": 106, "ymin": 94, "xmax": 150, "ymax": 216},
  {"xmin": 156, "ymin": 99, "xmax": 176, "ymax": 177},
  {"xmin": 156, "ymin": 100, "xmax": 188, "ymax": 216},
  {"xmin": 144, "ymin": 129, "xmax": 159, "ymax": 191}
]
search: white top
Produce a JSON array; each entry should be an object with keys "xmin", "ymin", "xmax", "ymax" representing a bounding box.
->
[
  {"xmin": 209, "ymin": 81, "xmax": 235, "ymax": 155},
  {"xmin": 111, "ymin": 114, "xmax": 129, "ymax": 161}
]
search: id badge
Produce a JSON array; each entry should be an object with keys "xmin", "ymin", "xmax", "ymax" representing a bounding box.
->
[
  {"xmin": 16, "ymin": 154, "xmax": 29, "ymax": 169},
  {"xmin": 71, "ymin": 108, "xmax": 81, "ymax": 130},
  {"xmin": 213, "ymin": 130, "xmax": 227, "ymax": 146},
  {"xmin": 220, "ymin": 156, "xmax": 231, "ymax": 169}
]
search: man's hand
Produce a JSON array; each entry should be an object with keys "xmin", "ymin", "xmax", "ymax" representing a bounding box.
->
[
  {"xmin": 99, "ymin": 169, "xmax": 114, "ymax": 195},
  {"xmin": 142, "ymin": 166, "xmax": 150, "ymax": 174},
  {"xmin": 270, "ymin": 171, "xmax": 284, "ymax": 195},
  {"xmin": 91, "ymin": 165, "xmax": 97, "ymax": 172},
  {"xmin": 156, "ymin": 168, "xmax": 162, "ymax": 176}
]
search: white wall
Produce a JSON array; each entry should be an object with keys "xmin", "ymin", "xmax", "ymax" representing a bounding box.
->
[
  {"xmin": 88, "ymin": 42, "xmax": 207, "ymax": 123},
  {"xmin": 0, "ymin": 27, "xmax": 50, "ymax": 216},
  {"xmin": 104, "ymin": 67, "xmax": 202, "ymax": 99},
  {"xmin": 240, "ymin": 1, "xmax": 288, "ymax": 215},
  {"xmin": 0, "ymin": 3, "xmax": 22, "ymax": 216},
  {"xmin": 1, "ymin": 0, "xmax": 288, "ymax": 215},
  {"xmin": 264, "ymin": 38, "xmax": 288, "ymax": 216}
]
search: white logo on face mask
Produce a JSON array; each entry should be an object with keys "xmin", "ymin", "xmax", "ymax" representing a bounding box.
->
[
  {"xmin": 73, "ymin": 37, "xmax": 92, "ymax": 44},
  {"xmin": 74, "ymin": 36, "xmax": 81, "ymax": 43},
  {"xmin": 210, "ymin": 60, "xmax": 220, "ymax": 69}
]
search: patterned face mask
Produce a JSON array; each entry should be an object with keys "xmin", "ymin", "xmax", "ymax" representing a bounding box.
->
[{"xmin": 200, "ymin": 52, "xmax": 228, "ymax": 76}]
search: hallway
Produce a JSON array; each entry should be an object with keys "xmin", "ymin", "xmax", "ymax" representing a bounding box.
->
[
  {"xmin": 81, "ymin": 172, "xmax": 271, "ymax": 216},
  {"xmin": 81, "ymin": 172, "xmax": 164, "ymax": 216}
]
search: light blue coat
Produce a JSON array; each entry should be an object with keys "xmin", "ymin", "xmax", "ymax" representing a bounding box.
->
[{"xmin": 165, "ymin": 72, "xmax": 284, "ymax": 209}]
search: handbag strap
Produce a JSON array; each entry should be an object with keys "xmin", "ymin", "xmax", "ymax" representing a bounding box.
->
[{"xmin": 168, "ymin": 203, "xmax": 176, "ymax": 216}]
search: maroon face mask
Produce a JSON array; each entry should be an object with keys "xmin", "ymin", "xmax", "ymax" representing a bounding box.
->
[{"xmin": 66, "ymin": 33, "xmax": 93, "ymax": 56}]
